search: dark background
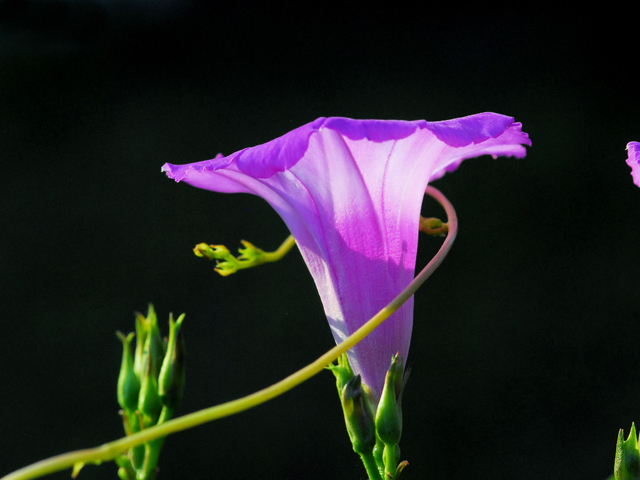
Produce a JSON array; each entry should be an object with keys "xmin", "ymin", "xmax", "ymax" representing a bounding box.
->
[{"xmin": 1, "ymin": 2, "xmax": 638, "ymax": 479}]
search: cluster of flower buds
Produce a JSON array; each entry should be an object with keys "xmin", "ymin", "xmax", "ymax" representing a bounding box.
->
[
  {"xmin": 328, "ymin": 353, "xmax": 410, "ymax": 480},
  {"xmin": 115, "ymin": 305, "xmax": 186, "ymax": 480},
  {"xmin": 614, "ymin": 424, "xmax": 640, "ymax": 480},
  {"xmin": 193, "ymin": 241, "xmax": 267, "ymax": 276}
]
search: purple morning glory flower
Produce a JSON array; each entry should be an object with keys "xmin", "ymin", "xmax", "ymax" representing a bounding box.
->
[
  {"xmin": 627, "ymin": 142, "xmax": 640, "ymax": 187},
  {"xmin": 163, "ymin": 114, "xmax": 531, "ymax": 397}
]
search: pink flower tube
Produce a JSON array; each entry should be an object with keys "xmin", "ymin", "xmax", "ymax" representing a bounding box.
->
[{"xmin": 163, "ymin": 114, "xmax": 531, "ymax": 397}]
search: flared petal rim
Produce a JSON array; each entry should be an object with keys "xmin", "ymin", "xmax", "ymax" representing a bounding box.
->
[{"xmin": 162, "ymin": 113, "xmax": 531, "ymax": 182}]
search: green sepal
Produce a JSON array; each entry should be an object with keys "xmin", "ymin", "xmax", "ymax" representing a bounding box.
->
[
  {"xmin": 373, "ymin": 440, "xmax": 384, "ymax": 476},
  {"xmin": 341, "ymin": 375, "xmax": 377, "ymax": 456},
  {"xmin": 115, "ymin": 455, "xmax": 136, "ymax": 480},
  {"xmin": 116, "ymin": 331, "xmax": 140, "ymax": 412},
  {"xmin": 395, "ymin": 460, "xmax": 409, "ymax": 479},
  {"xmin": 375, "ymin": 353, "xmax": 403, "ymax": 447},
  {"xmin": 326, "ymin": 353, "xmax": 354, "ymax": 396},
  {"xmin": 158, "ymin": 313, "xmax": 186, "ymax": 410},
  {"xmin": 615, "ymin": 423, "xmax": 640, "ymax": 480}
]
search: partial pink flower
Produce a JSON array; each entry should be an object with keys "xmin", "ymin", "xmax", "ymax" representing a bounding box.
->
[
  {"xmin": 163, "ymin": 114, "xmax": 531, "ymax": 397},
  {"xmin": 627, "ymin": 142, "xmax": 640, "ymax": 187}
]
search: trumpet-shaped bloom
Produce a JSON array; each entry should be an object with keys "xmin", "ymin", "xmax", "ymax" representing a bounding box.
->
[
  {"xmin": 163, "ymin": 114, "xmax": 531, "ymax": 397},
  {"xmin": 627, "ymin": 142, "xmax": 640, "ymax": 187}
]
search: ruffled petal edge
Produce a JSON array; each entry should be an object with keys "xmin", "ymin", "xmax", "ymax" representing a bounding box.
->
[{"xmin": 627, "ymin": 142, "xmax": 640, "ymax": 187}]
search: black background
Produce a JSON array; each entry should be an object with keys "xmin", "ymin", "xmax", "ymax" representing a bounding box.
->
[{"xmin": 1, "ymin": 2, "xmax": 638, "ymax": 479}]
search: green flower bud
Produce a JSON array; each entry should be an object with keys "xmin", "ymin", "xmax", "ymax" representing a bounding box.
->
[
  {"xmin": 193, "ymin": 243, "xmax": 218, "ymax": 260},
  {"xmin": 375, "ymin": 353, "xmax": 403, "ymax": 447},
  {"xmin": 116, "ymin": 331, "xmax": 139, "ymax": 413},
  {"xmin": 326, "ymin": 353, "xmax": 354, "ymax": 396},
  {"xmin": 341, "ymin": 375, "xmax": 376, "ymax": 456},
  {"xmin": 615, "ymin": 423, "xmax": 640, "ymax": 480},
  {"xmin": 145, "ymin": 305, "xmax": 165, "ymax": 379},
  {"xmin": 133, "ymin": 313, "xmax": 148, "ymax": 381},
  {"xmin": 419, "ymin": 216, "xmax": 449, "ymax": 236},
  {"xmin": 137, "ymin": 336, "xmax": 162, "ymax": 427},
  {"xmin": 158, "ymin": 313, "xmax": 186, "ymax": 410}
]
